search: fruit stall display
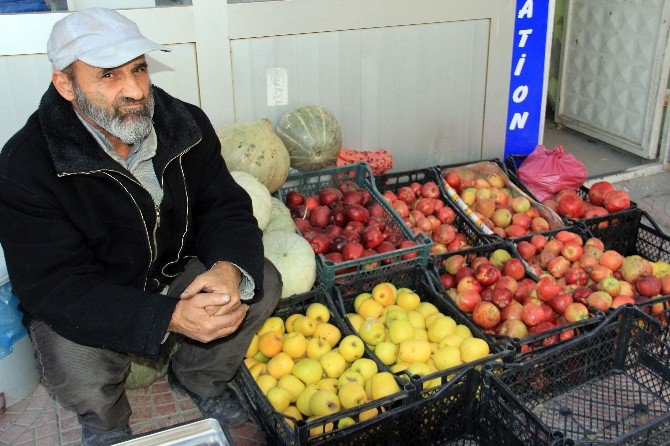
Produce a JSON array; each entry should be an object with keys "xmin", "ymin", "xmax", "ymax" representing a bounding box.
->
[
  {"xmin": 373, "ymin": 167, "xmax": 493, "ymax": 256},
  {"xmin": 276, "ymin": 162, "xmax": 431, "ymax": 290},
  {"xmin": 481, "ymin": 306, "xmax": 670, "ymax": 445},
  {"xmin": 332, "ymin": 265, "xmax": 516, "ymax": 444},
  {"xmin": 436, "ymin": 160, "xmax": 565, "ymax": 239},
  {"xmin": 236, "ymin": 286, "xmax": 416, "ymax": 445}
]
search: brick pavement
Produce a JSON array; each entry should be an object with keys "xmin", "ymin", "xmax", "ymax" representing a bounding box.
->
[{"xmin": 0, "ymin": 376, "xmax": 267, "ymax": 446}]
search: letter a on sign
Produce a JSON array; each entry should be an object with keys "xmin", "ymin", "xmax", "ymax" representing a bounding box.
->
[{"xmin": 518, "ymin": 0, "xmax": 533, "ymax": 19}]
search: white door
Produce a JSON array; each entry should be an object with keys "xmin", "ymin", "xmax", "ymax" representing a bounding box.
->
[{"xmin": 556, "ymin": 0, "xmax": 670, "ymax": 159}]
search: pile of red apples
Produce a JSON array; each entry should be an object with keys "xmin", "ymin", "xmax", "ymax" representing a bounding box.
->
[
  {"xmin": 439, "ymin": 230, "xmax": 669, "ymax": 346},
  {"xmin": 378, "ymin": 180, "xmax": 472, "ymax": 255},
  {"xmin": 441, "ymin": 168, "xmax": 555, "ymax": 238},
  {"xmin": 543, "ymin": 181, "xmax": 631, "ymax": 220},
  {"xmin": 286, "ymin": 181, "xmax": 418, "ymax": 269}
]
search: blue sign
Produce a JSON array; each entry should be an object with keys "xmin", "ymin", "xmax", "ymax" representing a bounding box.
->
[{"xmin": 504, "ymin": 0, "xmax": 550, "ymax": 158}]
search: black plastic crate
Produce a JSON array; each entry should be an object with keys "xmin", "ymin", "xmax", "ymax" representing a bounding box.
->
[
  {"xmin": 430, "ymin": 240, "xmax": 605, "ymax": 359},
  {"xmin": 373, "ymin": 167, "xmax": 497, "ymax": 251},
  {"xmin": 505, "ymin": 154, "xmax": 640, "ymax": 240},
  {"xmin": 481, "ymin": 306, "xmax": 670, "ymax": 445},
  {"xmin": 434, "ymin": 159, "xmax": 566, "ymax": 239},
  {"xmin": 275, "ymin": 162, "xmax": 431, "ymax": 292},
  {"xmin": 234, "ymin": 286, "xmax": 415, "ymax": 446}
]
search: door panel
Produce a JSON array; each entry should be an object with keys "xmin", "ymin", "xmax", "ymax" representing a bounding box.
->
[{"xmin": 556, "ymin": 0, "xmax": 670, "ymax": 159}]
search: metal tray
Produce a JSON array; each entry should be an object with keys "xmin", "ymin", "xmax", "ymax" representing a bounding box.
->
[{"xmin": 114, "ymin": 418, "xmax": 231, "ymax": 446}]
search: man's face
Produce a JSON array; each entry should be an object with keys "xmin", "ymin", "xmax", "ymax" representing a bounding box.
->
[{"xmin": 68, "ymin": 56, "xmax": 154, "ymax": 144}]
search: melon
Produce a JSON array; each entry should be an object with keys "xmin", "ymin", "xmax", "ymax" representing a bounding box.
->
[
  {"xmin": 263, "ymin": 198, "xmax": 296, "ymax": 234},
  {"xmin": 218, "ymin": 118, "xmax": 290, "ymax": 193},
  {"xmin": 230, "ymin": 171, "xmax": 272, "ymax": 230},
  {"xmin": 276, "ymin": 105, "xmax": 342, "ymax": 171},
  {"xmin": 263, "ymin": 231, "xmax": 316, "ymax": 298}
]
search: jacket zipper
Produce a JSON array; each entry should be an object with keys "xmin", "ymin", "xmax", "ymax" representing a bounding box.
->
[
  {"xmin": 159, "ymin": 141, "xmax": 200, "ymax": 278},
  {"xmin": 57, "ymin": 169, "xmax": 154, "ymax": 289}
]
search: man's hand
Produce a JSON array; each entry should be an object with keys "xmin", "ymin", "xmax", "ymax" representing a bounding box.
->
[
  {"xmin": 168, "ymin": 293, "xmax": 248, "ymax": 343},
  {"xmin": 180, "ymin": 262, "xmax": 242, "ymax": 316},
  {"xmin": 168, "ymin": 261, "xmax": 247, "ymax": 342}
]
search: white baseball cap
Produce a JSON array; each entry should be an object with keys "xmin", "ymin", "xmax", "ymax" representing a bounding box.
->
[{"xmin": 47, "ymin": 7, "xmax": 170, "ymax": 70}]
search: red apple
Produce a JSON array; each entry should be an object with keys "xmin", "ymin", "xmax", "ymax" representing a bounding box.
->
[
  {"xmin": 309, "ymin": 205, "xmax": 331, "ymax": 228},
  {"xmin": 636, "ymin": 275, "xmax": 662, "ymax": 297},
  {"xmin": 319, "ymin": 187, "xmax": 343, "ymax": 207},
  {"xmin": 437, "ymin": 206, "xmax": 456, "ymax": 224},
  {"xmin": 550, "ymin": 292, "xmax": 573, "ymax": 314},
  {"xmin": 491, "ymin": 287, "xmax": 514, "ymax": 309},
  {"xmin": 536, "ymin": 277, "xmax": 561, "ymax": 302},
  {"xmin": 557, "ymin": 194, "xmax": 586, "ymax": 219},
  {"xmin": 587, "ymin": 291, "xmax": 612, "ymax": 311},
  {"xmin": 564, "ymin": 302, "xmax": 589, "ymax": 322},
  {"xmin": 454, "ymin": 290, "xmax": 482, "ymax": 313},
  {"xmin": 565, "ymin": 267, "xmax": 588, "ymax": 286},
  {"xmin": 473, "ymin": 301, "xmax": 501, "ymax": 329},
  {"xmin": 475, "ymin": 263, "xmax": 502, "ymax": 286},
  {"xmin": 342, "ymin": 242, "xmax": 365, "ymax": 260},
  {"xmin": 445, "ymin": 255, "xmax": 466, "ymax": 275},
  {"xmin": 398, "ymin": 241, "xmax": 419, "ymax": 259},
  {"xmin": 421, "ymin": 181, "xmax": 440, "ymax": 199},
  {"xmin": 498, "ymin": 319, "xmax": 529, "ymax": 338},
  {"xmin": 588, "ymin": 181, "xmax": 614, "ymax": 207},
  {"xmin": 501, "ymin": 300, "xmax": 524, "ymax": 321},
  {"xmin": 547, "ymin": 256, "xmax": 571, "ymax": 278},
  {"xmin": 561, "ymin": 243, "xmax": 584, "ymax": 263},
  {"xmin": 521, "ymin": 303, "xmax": 545, "ymax": 327},
  {"xmin": 603, "ymin": 189, "xmax": 631, "ymax": 213}
]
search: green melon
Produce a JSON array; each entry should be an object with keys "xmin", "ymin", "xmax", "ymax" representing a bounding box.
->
[{"xmin": 276, "ymin": 105, "xmax": 342, "ymax": 171}]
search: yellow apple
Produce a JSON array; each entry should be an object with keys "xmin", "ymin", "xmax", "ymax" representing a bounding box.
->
[
  {"xmin": 427, "ymin": 315, "xmax": 457, "ymax": 343},
  {"xmin": 347, "ymin": 313, "xmax": 364, "ymax": 332},
  {"xmin": 371, "ymin": 282, "xmax": 398, "ymax": 307},
  {"xmin": 316, "ymin": 377, "xmax": 339, "ymax": 393},
  {"xmin": 455, "ymin": 324, "xmax": 473, "ymax": 339},
  {"xmin": 314, "ymin": 323, "xmax": 342, "ymax": 348},
  {"xmin": 433, "ymin": 346, "xmax": 463, "ymax": 371},
  {"xmin": 396, "ymin": 290, "xmax": 421, "ymax": 312},
  {"xmin": 439, "ymin": 333, "xmax": 465, "ymax": 349},
  {"xmin": 350, "ymin": 358, "xmax": 378, "ymax": 381},
  {"xmin": 357, "ymin": 299, "xmax": 384, "ymax": 319},
  {"xmin": 292, "ymin": 316, "xmax": 317, "ymax": 337},
  {"xmin": 338, "ymin": 369, "xmax": 364, "ymax": 388},
  {"xmin": 460, "ymin": 338, "xmax": 490, "ymax": 363},
  {"xmin": 282, "ymin": 405, "xmax": 303, "ymax": 428},
  {"xmin": 253, "ymin": 350, "xmax": 270, "ymax": 364},
  {"xmin": 255, "ymin": 374, "xmax": 277, "ymax": 395},
  {"xmin": 338, "ymin": 382, "xmax": 367, "ymax": 409},
  {"xmin": 306, "ymin": 302, "xmax": 330, "ymax": 324},
  {"xmin": 319, "ymin": 351, "xmax": 347, "ymax": 378},
  {"xmin": 284, "ymin": 313, "xmax": 301, "ymax": 333},
  {"xmin": 245, "ymin": 334, "xmax": 259, "ymax": 358},
  {"xmin": 295, "ymin": 384, "xmax": 319, "ymax": 416},
  {"xmin": 407, "ymin": 311, "xmax": 426, "ymax": 329},
  {"xmin": 424, "ymin": 312, "xmax": 444, "ymax": 329},
  {"xmin": 282, "ymin": 332, "xmax": 308, "ymax": 359},
  {"xmin": 358, "ymin": 407, "xmax": 378, "ymax": 422},
  {"xmin": 358, "ymin": 318, "xmax": 386, "ymax": 346},
  {"xmin": 388, "ymin": 320, "xmax": 415, "ymax": 344},
  {"xmin": 398, "ymin": 339, "xmax": 432, "ymax": 364},
  {"xmin": 267, "ymin": 352, "xmax": 295, "ymax": 379},
  {"xmin": 405, "ymin": 361, "xmax": 432, "ymax": 378},
  {"xmin": 390, "ymin": 362, "xmax": 409, "ymax": 373},
  {"xmin": 266, "ymin": 386, "xmax": 291, "ymax": 412},
  {"xmin": 413, "ymin": 328, "xmax": 429, "ymax": 341},
  {"xmin": 416, "ymin": 302, "xmax": 439, "ymax": 319},
  {"xmin": 384, "ymin": 308, "xmax": 408, "ymax": 326},
  {"xmin": 308, "ymin": 418, "xmax": 334, "ymax": 437},
  {"xmin": 353, "ymin": 292, "xmax": 372, "ymax": 313},
  {"xmin": 338, "ymin": 335, "xmax": 365, "ymax": 362},
  {"xmin": 292, "ymin": 358, "xmax": 324, "ymax": 385},
  {"xmin": 257, "ymin": 316, "xmax": 285, "ymax": 337},
  {"xmin": 258, "ymin": 330, "xmax": 284, "ymax": 358},
  {"xmin": 249, "ymin": 362, "xmax": 268, "ymax": 380},
  {"xmin": 278, "ymin": 374, "xmax": 306, "ymax": 403},
  {"xmin": 306, "ymin": 337, "xmax": 332, "ymax": 360},
  {"xmin": 244, "ymin": 357, "xmax": 258, "ymax": 369},
  {"xmin": 374, "ymin": 341, "xmax": 398, "ymax": 365},
  {"xmin": 338, "ymin": 416, "xmax": 356, "ymax": 428},
  {"xmin": 309, "ymin": 389, "xmax": 341, "ymax": 417},
  {"xmin": 370, "ymin": 372, "xmax": 401, "ymax": 399}
]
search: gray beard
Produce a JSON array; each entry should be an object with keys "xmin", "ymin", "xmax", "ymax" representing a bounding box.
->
[{"xmin": 74, "ymin": 84, "xmax": 155, "ymax": 145}]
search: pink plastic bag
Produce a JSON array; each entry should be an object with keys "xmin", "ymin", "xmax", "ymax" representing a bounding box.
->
[{"xmin": 517, "ymin": 145, "xmax": 587, "ymax": 202}]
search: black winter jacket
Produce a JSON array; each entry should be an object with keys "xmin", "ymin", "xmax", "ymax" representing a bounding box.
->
[{"xmin": 0, "ymin": 84, "xmax": 264, "ymax": 359}]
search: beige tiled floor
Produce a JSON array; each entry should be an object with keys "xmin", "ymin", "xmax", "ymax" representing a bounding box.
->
[{"xmin": 0, "ymin": 377, "xmax": 268, "ymax": 446}]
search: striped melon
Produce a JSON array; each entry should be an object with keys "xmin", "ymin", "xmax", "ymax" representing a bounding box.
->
[{"xmin": 276, "ymin": 105, "xmax": 342, "ymax": 171}]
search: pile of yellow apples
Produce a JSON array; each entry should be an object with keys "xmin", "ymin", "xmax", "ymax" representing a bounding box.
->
[
  {"xmin": 244, "ymin": 302, "xmax": 402, "ymax": 435},
  {"xmin": 345, "ymin": 282, "xmax": 492, "ymax": 389}
]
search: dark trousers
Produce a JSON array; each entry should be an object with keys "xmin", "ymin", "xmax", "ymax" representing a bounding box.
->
[{"xmin": 29, "ymin": 258, "xmax": 282, "ymax": 432}]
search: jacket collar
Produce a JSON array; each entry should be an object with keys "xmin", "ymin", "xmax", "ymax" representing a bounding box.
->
[{"xmin": 39, "ymin": 83, "xmax": 202, "ymax": 176}]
